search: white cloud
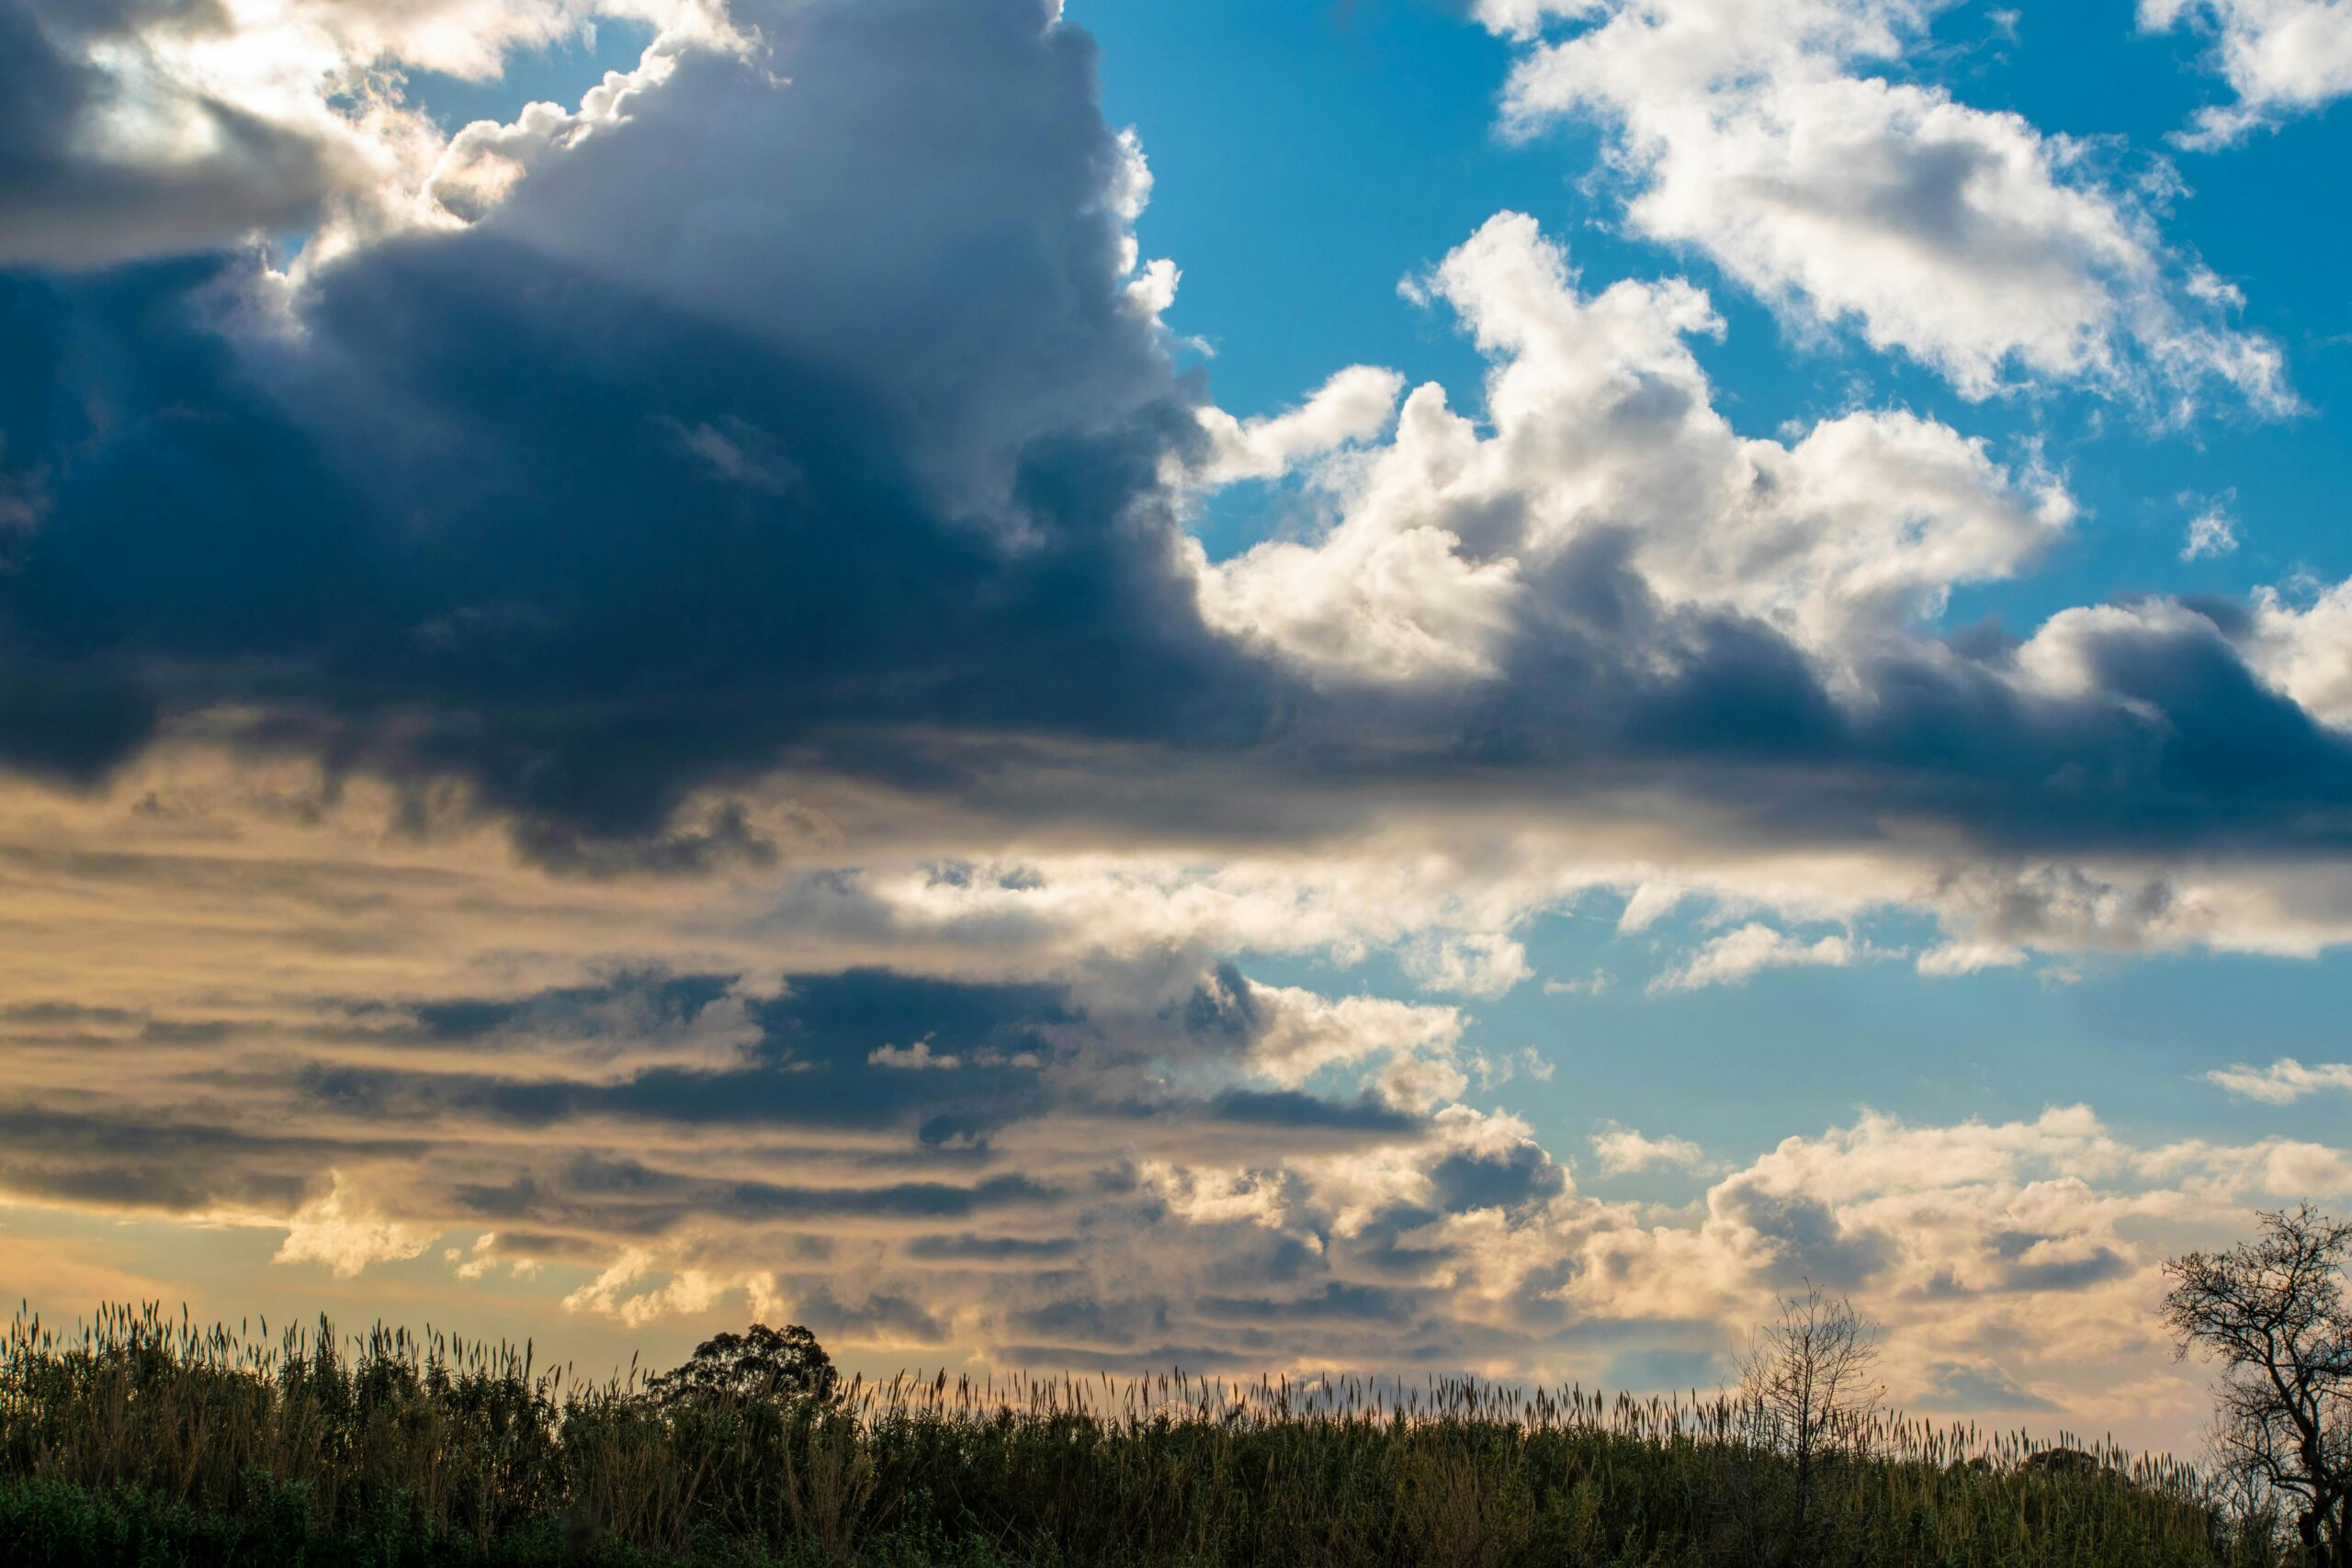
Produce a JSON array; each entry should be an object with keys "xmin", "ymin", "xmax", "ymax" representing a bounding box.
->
[
  {"xmin": 1241, "ymin": 981, "xmax": 1467, "ymax": 1095},
  {"xmin": 1590, "ymin": 1122, "xmax": 1712, "ymax": 1174},
  {"xmin": 1194, "ymin": 213, "xmax": 2070, "ymax": 687},
  {"xmin": 561, "ymin": 1247, "xmax": 729, "ymax": 1327},
  {"xmin": 2245, "ymin": 577, "xmax": 2352, "ymax": 728},
  {"xmin": 273, "ymin": 1174, "xmax": 435, "ymax": 1278},
  {"xmin": 1193, "ymin": 366, "xmax": 1407, "ymax": 486},
  {"xmin": 1916, "ymin": 940, "xmax": 2029, "ymax": 976},
  {"xmin": 1649, "ymin": 922, "xmax": 1858, "ymax": 992},
  {"xmin": 1402, "ymin": 931, "xmax": 1533, "ymax": 998},
  {"xmin": 2205, "ymin": 1056, "xmax": 2352, "ymax": 1103},
  {"xmin": 2143, "ymin": 0, "xmax": 2352, "ymax": 145},
  {"xmin": 422, "ymin": 34, "xmax": 703, "ymax": 224},
  {"xmin": 2180, "ymin": 501, "xmax": 2240, "ymax": 560},
  {"xmin": 869, "ymin": 1038, "xmax": 962, "ymax": 1070},
  {"xmin": 1483, "ymin": 0, "xmax": 2288, "ymax": 412}
]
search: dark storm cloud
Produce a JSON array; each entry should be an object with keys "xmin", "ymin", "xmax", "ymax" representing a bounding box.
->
[
  {"xmin": 0, "ymin": 0, "xmax": 1266, "ymax": 842},
  {"xmin": 1195, "ymin": 1090, "xmax": 1425, "ymax": 1134},
  {"xmin": 751, "ymin": 970, "xmax": 1075, "ymax": 1074},
  {"xmin": 0, "ymin": 237, "xmax": 1240, "ymax": 837},
  {"xmin": 0, "ymin": 1102, "xmax": 424, "ymax": 1214},
  {"xmin": 1298, "ymin": 533, "xmax": 2352, "ymax": 862},
  {"xmin": 903, "ymin": 1235, "xmax": 1080, "ymax": 1264},
  {"xmin": 408, "ymin": 973, "xmax": 737, "ymax": 1043}
]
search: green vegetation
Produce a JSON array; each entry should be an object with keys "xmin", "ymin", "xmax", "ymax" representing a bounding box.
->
[{"xmin": 0, "ymin": 1303, "xmax": 2297, "ymax": 1567}]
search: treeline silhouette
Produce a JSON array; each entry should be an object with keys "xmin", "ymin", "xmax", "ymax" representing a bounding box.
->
[{"xmin": 0, "ymin": 1303, "xmax": 2293, "ymax": 1566}]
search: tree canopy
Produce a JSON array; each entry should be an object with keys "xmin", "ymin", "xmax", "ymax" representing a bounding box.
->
[{"xmin": 645, "ymin": 1323, "xmax": 840, "ymax": 1410}]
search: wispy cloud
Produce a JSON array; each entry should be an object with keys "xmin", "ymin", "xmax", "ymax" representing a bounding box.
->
[
  {"xmin": 2180, "ymin": 495, "xmax": 2240, "ymax": 561},
  {"xmin": 1649, "ymin": 925, "xmax": 1860, "ymax": 994},
  {"xmin": 1589, "ymin": 1122, "xmax": 1713, "ymax": 1175},
  {"xmin": 1544, "ymin": 969, "xmax": 1611, "ymax": 997},
  {"xmin": 2205, "ymin": 1057, "xmax": 2352, "ymax": 1104}
]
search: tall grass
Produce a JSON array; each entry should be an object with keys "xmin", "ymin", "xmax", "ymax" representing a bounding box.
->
[{"xmin": 0, "ymin": 1303, "xmax": 2291, "ymax": 1566}]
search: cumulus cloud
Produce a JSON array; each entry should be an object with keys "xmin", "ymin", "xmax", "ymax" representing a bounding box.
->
[
  {"xmin": 422, "ymin": 31, "xmax": 704, "ymax": 224},
  {"xmin": 2205, "ymin": 1056, "xmax": 2352, "ymax": 1102},
  {"xmin": 1197, "ymin": 212, "xmax": 2074, "ymax": 687},
  {"xmin": 1481, "ymin": 0, "xmax": 2288, "ymax": 412},
  {"xmin": 2143, "ymin": 0, "xmax": 2352, "ymax": 145}
]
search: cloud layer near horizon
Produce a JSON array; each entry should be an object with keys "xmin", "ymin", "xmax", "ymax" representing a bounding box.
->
[{"xmin": 1, "ymin": 0, "xmax": 2349, "ymax": 1450}]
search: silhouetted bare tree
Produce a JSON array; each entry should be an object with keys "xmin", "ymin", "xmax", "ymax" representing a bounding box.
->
[
  {"xmin": 2165, "ymin": 1205, "xmax": 2352, "ymax": 1566},
  {"xmin": 1738, "ymin": 1285, "xmax": 1883, "ymax": 1562}
]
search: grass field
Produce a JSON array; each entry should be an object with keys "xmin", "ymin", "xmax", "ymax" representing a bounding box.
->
[{"xmin": 0, "ymin": 1304, "xmax": 2292, "ymax": 1567}]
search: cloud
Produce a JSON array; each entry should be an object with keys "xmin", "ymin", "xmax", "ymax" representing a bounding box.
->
[
  {"xmin": 2, "ymin": 22, "xmax": 2350, "ymax": 980},
  {"xmin": 1589, "ymin": 1122, "xmax": 1713, "ymax": 1175},
  {"xmin": 1481, "ymin": 0, "xmax": 2289, "ymax": 412},
  {"xmin": 1185, "ymin": 968, "xmax": 1469, "ymax": 1110},
  {"xmin": 1649, "ymin": 923, "xmax": 1859, "ymax": 992},
  {"xmin": 1193, "ymin": 366, "xmax": 1406, "ymax": 486},
  {"xmin": 1402, "ymin": 932, "xmax": 1533, "ymax": 998},
  {"xmin": 1544, "ymin": 970, "xmax": 1611, "ymax": 996},
  {"xmin": 273, "ymin": 1172, "xmax": 435, "ymax": 1278},
  {"xmin": 2245, "ymin": 577, "xmax": 2352, "ymax": 729},
  {"xmin": 1198, "ymin": 211, "xmax": 2074, "ymax": 688},
  {"xmin": 3, "ymin": 0, "xmax": 2352, "ymax": 1461},
  {"xmin": 2205, "ymin": 1056, "xmax": 2352, "ymax": 1103},
  {"xmin": 2143, "ymin": 0, "xmax": 2352, "ymax": 145},
  {"xmin": 1912, "ymin": 1359, "xmax": 2060, "ymax": 1413},
  {"xmin": 0, "ymin": 0, "xmax": 1225, "ymax": 838},
  {"xmin": 2180, "ymin": 500, "xmax": 2240, "ymax": 561},
  {"xmin": 0, "ymin": 851, "xmax": 2344, "ymax": 1448},
  {"xmin": 0, "ymin": 0, "xmax": 738, "ymax": 268},
  {"xmin": 869, "ymin": 1039, "xmax": 963, "ymax": 1070}
]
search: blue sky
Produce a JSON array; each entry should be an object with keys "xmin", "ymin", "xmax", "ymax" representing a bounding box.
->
[
  {"xmin": 1073, "ymin": 0, "xmax": 2352, "ymax": 1157},
  {"xmin": 1081, "ymin": 0, "xmax": 2352, "ymax": 586},
  {"xmin": 3, "ymin": 0, "xmax": 2352, "ymax": 1453}
]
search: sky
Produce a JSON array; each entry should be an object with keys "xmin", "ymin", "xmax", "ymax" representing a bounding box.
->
[{"xmin": 1, "ymin": 0, "xmax": 2351, "ymax": 1456}]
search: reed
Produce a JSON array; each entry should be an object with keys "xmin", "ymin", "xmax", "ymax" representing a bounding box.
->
[{"xmin": 0, "ymin": 1303, "xmax": 2293, "ymax": 1566}]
